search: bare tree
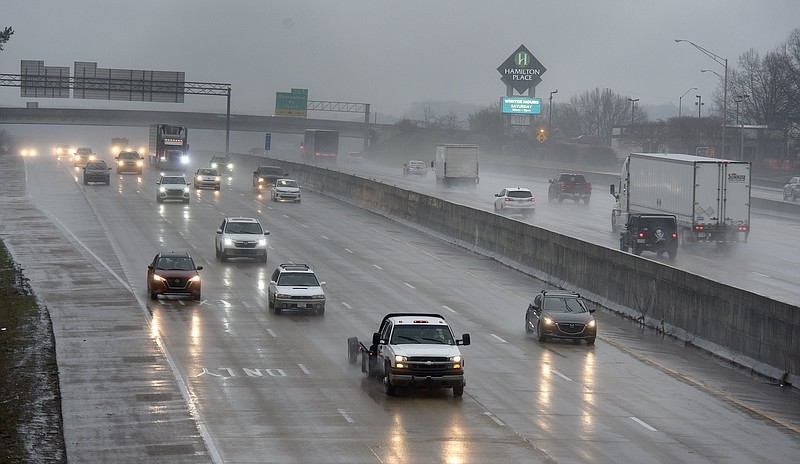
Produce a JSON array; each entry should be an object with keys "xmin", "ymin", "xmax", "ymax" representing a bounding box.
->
[
  {"xmin": 422, "ymin": 105, "xmax": 436, "ymax": 129},
  {"xmin": 561, "ymin": 89, "xmax": 647, "ymax": 145},
  {"xmin": 437, "ymin": 112, "xmax": 461, "ymax": 130},
  {"xmin": 467, "ymin": 102, "xmax": 503, "ymax": 136},
  {"xmin": 0, "ymin": 26, "xmax": 12, "ymax": 51}
]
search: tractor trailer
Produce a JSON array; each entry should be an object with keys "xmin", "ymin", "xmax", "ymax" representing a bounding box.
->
[
  {"xmin": 149, "ymin": 124, "xmax": 190, "ymax": 171},
  {"xmin": 610, "ymin": 152, "xmax": 751, "ymax": 244}
]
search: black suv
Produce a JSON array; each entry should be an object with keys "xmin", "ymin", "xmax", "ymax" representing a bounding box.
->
[{"xmin": 619, "ymin": 213, "xmax": 678, "ymax": 259}]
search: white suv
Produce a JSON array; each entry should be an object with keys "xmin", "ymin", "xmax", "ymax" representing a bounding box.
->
[
  {"xmin": 156, "ymin": 175, "xmax": 190, "ymax": 203},
  {"xmin": 268, "ymin": 264, "xmax": 326, "ymax": 315},
  {"xmin": 494, "ymin": 187, "xmax": 535, "ymax": 217},
  {"xmin": 271, "ymin": 178, "xmax": 301, "ymax": 202},
  {"xmin": 215, "ymin": 217, "xmax": 270, "ymax": 263}
]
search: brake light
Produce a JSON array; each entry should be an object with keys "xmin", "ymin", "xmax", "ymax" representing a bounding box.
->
[
  {"xmin": 738, "ymin": 226, "xmax": 748, "ymax": 231},
  {"xmin": 672, "ymin": 233, "xmax": 677, "ymax": 238},
  {"xmin": 695, "ymin": 225, "xmax": 704, "ymax": 230},
  {"xmin": 638, "ymin": 232, "xmax": 645, "ymax": 238}
]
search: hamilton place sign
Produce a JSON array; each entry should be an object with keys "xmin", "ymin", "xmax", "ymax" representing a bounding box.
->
[{"xmin": 497, "ymin": 45, "xmax": 547, "ymax": 94}]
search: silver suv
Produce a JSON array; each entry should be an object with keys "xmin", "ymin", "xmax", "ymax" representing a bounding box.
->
[
  {"xmin": 156, "ymin": 175, "xmax": 190, "ymax": 203},
  {"xmin": 215, "ymin": 217, "xmax": 270, "ymax": 263},
  {"xmin": 268, "ymin": 264, "xmax": 326, "ymax": 315}
]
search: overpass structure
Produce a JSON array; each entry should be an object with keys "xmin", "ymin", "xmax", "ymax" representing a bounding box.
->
[{"xmin": 0, "ymin": 107, "xmax": 383, "ymax": 139}]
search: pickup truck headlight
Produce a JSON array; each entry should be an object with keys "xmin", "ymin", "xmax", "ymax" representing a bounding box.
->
[
  {"xmin": 312, "ymin": 294, "xmax": 325, "ymax": 299},
  {"xmin": 276, "ymin": 293, "xmax": 291, "ymax": 299},
  {"xmin": 257, "ymin": 239, "xmax": 267, "ymax": 247},
  {"xmin": 395, "ymin": 355, "xmax": 408, "ymax": 368},
  {"xmin": 159, "ymin": 186, "xmax": 167, "ymax": 192},
  {"xmin": 450, "ymin": 355, "xmax": 462, "ymax": 369},
  {"xmin": 227, "ymin": 163, "xmax": 234, "ymax": 170},
  {"xmin": 223, "ymin": 238, "xmax": 234, "ymax": 246},
  {"xmin": 183, "ymin": 186, "xmax": 190, "ymax": 193}
]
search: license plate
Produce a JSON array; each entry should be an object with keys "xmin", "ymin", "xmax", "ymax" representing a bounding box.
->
[
  {"xmin": 636, "ymin": 239, "xmax": 645, "ymax": 243},
  {"xmin": 698, "ymin": 232, "xmax": 706, "ymax": 237}
]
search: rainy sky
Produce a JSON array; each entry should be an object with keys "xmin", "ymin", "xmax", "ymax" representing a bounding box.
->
[{"xmin": 2, "ymin": 0, "xmax": 799, "ymax": 120}]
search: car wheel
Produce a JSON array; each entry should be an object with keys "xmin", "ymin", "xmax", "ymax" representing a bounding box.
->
[
  {"xmin": 583, "ymin": 197, "xmax": 590, "ymax": 205},
  {"xmin": 667, "ymin": 248, "xmax": 678, "ymax": 259},
  {"xmin": 220, "ymin": 251, "xmax": 228, "ymax": 262},
  {"xmin": 215, "ymin": 246, "xmax": 220, "ymax": 258},
  {"xmin": 317, "ymin": 307, "xmax": 325, "ymax": 316},
  {"xmin": 537, "ymin": 324, "xmax": 547, "ymax": 342},
  {"xmin": 105, "ymin": 179, "xmax": 110, "ymax": 185},
  {"xmin": 557, "ymin": 194, "xmax": 564, "ymax": 203},
  {"xmin": 548, "ymin": 193, "xmax": 554, "ymax": 203},
  {"xmin": 261, "ymin": 253, "xmax": 268, "ymax": 264},
  {"xmin": 783, "ymin": 191, "xmax": 790, "ymax": 200},
  {"xmin": 525, "ymin": 315, "xmax": 532, "ymax": 334},
  {"xmin": 184, "ymin": 198, "xmax": 189, "ymax": 203},
  {"xmin": 194, "ymin": 292, "xmax": 201, "ymax": 301},
  {"xmin": 150, "ymin": 291, "xmax": 158, "ymax": 301},
  {"xmin": 384, "ymin": 366, "xmax": 396, "ymax": 396},
  {"xmin": 619, "ymin": 238, "xmax": 628, "ymax": 252},
  {"xmin": 453, "ymin": 386, "xmax": 464, "ymax": 398},
  {"xmin": 632, "ymin": 245, "xmax": 643, "ymax": 256},
  {"xmin": 274, "ymin": 305, "xmax": 282, "ymax": 315},
  {"xmin": 587, "ymin": 338, "xmax": 596, "ymax": 345},
  {"xmin": 268, "ymin": 295, "xmax": 274, "ymax": 309},
  {"xmin": 156, "ymin": 196, "xmax": 162, "ymax": 203}
]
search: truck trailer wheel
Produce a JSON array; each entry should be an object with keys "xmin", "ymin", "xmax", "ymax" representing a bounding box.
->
[{"xmin": 347, "ymin": 337, "xmax": 359, "ymax": 364}]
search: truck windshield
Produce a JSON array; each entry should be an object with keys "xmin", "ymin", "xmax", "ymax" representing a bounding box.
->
[{"xmin": 390, "ymin": 325, "xmax": 454, "ymax": 345}]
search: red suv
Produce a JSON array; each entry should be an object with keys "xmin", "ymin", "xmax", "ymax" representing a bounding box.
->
[{"xmin": 147, "ymin": 252, "xmax": 203, "ymax": 300}]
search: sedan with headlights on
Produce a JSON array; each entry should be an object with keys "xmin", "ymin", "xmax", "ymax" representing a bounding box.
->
[
  {"xmin": 194, "ymin": 168, "xmax": 221, "ymax": 190},
  {"xmin": 525, "ymin": 290, "xmax": 596, "ymax": 344}
]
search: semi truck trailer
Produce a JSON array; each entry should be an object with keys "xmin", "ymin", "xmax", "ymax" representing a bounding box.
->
[{"xmin": 610, "ymin": 152, "xmax": 751, "ymax": 244}]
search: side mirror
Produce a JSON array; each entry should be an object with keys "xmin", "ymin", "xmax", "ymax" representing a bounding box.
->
[
  {"xmin": 458, "ymin": 334, "xmax": 471, "ymax": 346},
  {"xmin": 216, "ymin": 229, "xmax": 222, "ymax": 234},
  {"xmin": 589, "ymin": 308, "xmax": 595, "ymax": 313},
  {"xmin": 196, "ymin": 266, "xmax": 203, "ymax": 271},
  {"xmin": 494, "ymin": 193, "xmax": 501, "ymax": 197},
  {"xmin": 264, "ymin": 231, "xmax": 271, "ymax": 236},
  {"xmin": 548, "ymin": 179, "xmax": 554, "ymax": 183},
  {"xmin": 372, "ymin": 332, "xmax": 381, "ymax": 346},
  {"xmin": 147, "ymin": 265, "xmax": 154, "ymax": 270},
  {"xmin": 609, "ymin": 184, "xmax": 616, "ymax": 196},
  {"xmin": 430, "ymin": 161, "xmax": 435, "ymax": 168},
  {"xmin": 319, "ymin": 281, "xmax": 326, "ymax": 286},
  {"xmin": 108, "ymin": 168, "xmax": 112, "ymax": 171}
]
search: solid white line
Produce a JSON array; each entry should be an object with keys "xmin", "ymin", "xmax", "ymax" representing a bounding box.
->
[
  {"xmin": 338, "ymin": 409, "xmax": 354, "ymax": 423},
  {"xmin": 266, "ymin": 328, "xmax": 277, "ymax": 338},
  {"xmin": 301, "ymin": 224, "xmax": 309, "ymax": 228},
  {"xmin": 484, "ymin": 412, "xmax": 506, "ymax": 426},
  {"xmin": 177, "ymin": 300, "xmax": 185, "ymax": 306},
  {"xmin": 341, "ymin": 302, "xmax": 353, "ymax": 309},
  {"xmin": 490, "ymin": 334, "xmax": 507, "ymax": 343},
  {"xmin": 373, "ymin": 264, "xmax": 383, "ymax": 270},
  {"xmin": 442, "ymin": 305, "xmax": 457, "ymax": 313},
  {"xmin": 752, "ymin": 271, "xmax": 770, "ymax": 278},
  {"xmin": 321, "ymin": 235, "xmax": 330, "ymax": 240},
  {"xmin": 404, "ymin": 282, "xmax": 415, "ymax": 289},
  {"xmin": 298, "ymin": 364, "xmax": 310, "ymax": 375},
  {"xmin": 550, "ymin": 369, "xmax": 573, "ymax": 382},
  {"xmin": 344, "ymin": 248, "xmax": 354, "ymax": 253},
  {"xmin": 630, "ymin": 416, "xmax": 658, "ymax": 431}
]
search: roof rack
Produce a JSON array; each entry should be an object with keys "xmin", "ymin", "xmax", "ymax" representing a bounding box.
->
[{"xmin": 279, "ymin": 263, "xmax": 311, "ymax": 271}]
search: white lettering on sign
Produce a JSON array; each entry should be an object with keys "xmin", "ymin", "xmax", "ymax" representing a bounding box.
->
[
  {"xmin": 504, "ymin": 68, "xmax": 542, "ymax": 75},
  {"xmin": 512, "ymin": 75, "xmax": 536, "ymax": 81}
]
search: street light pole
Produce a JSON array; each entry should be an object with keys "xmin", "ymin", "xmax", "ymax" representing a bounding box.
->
[
  {"xmin": 548, "ymin": 89, "xmax": 558, "ymax": 138},
  {"xmin": 696, "ymin": 94, "xmax": 703, "ymax": 118},
  {"xmin": 676, "ymin": 39, "xmax": 728, "ymax": 158},
  {"xmin": 679, "ymin": 87, "xmax": 697, "ymax": 117},
  {"xmin": 628, "ymin": 98, "xmax": 639, "ymax": 126},
  {"xmin": 735, "ymin": 94, "xmax": 750, "ymax": 160}
]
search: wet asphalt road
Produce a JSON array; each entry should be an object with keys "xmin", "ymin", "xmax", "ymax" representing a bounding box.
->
[{"xmin": 1, "ymin": 150, "xmax": 798, "ymax": 463}]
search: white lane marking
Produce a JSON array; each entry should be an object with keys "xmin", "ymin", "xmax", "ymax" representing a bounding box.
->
[
  {"xmin": 266, "ymin": 328, "xmax": 277, "ymax": 338},
  {"xmin": 338, "ymin": 409, "xmax": 354, "ymax": 423},
  {"xmin": 298, "ymin": 364, "xmax": 310, "ymax": 375},
  {"xmin": 403, "ymin": 282, "xmax": 415, "ymax": 289},
  {"xmin": 282, "ymin": 214, "xmax": 290, "ymax": 219},
  {"xmin": 178, "ymin": 300, "xmax": 185, "ymax": 306},
  {"xmin": 301, "ymin": 224, "xmax": 309, "ymax": 228},
  {"xmin": 484, "ymin": 412, "xmax": 506, "ymax": 427},
  {"xmin": 630, "ymin": 416, "xmax": 658, "ymax": 432},
  {"xmin": 752, "ymin": 271, "xmax": 770, "ymax": 278},
  {"xmin": 321, "ymin": 235, "xmax": 330, "ymax": 240},
  {"xmin": 490, "ymin": 334, "xmax": 507, "ymax": 343},
  {"xmin": 442, "ymin": 305, "xmax": 457, "ymax": 313},
  {"xmin": 550, "ymin": 369, "xmax": 573, "ymax": 382},
  {"xmin": 344, "ymin": 248, "xmax": 354, "ymax": 253},
  {"xmin": 341, "ymin": 302, "xmax": 353, "ymax": 309},
  {"xmin": 40, "ymin": 212, "xmax": 224, "ymax": 464},
  {"xmin": 373, "ymin": 264, "xmax": 383, "ymax": 270},
  {"xmin": 242, "ymin": 301, "xmax": 252, "ymax": 309},
  {"xmin": 780, "ymin": 257, "xmax": 799, "ymax": 264}
]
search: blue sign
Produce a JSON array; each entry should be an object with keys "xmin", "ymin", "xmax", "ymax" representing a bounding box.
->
[
  {"xmin": 264, "ymin": 133, "xmax": 272, "ymax": 151},
  {"xmin": 501, "ymin": 97, "xmax": 542, "ymax": 114}
]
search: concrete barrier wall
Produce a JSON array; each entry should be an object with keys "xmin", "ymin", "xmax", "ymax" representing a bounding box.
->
[{"xmin": 246, "ymin": 156, "xmax": 799, "ymax": 385}]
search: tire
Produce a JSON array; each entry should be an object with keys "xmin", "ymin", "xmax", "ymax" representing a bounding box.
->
[
  {"xmin": 184, "ymin": 198, "xmax": 189, "ymax": 204},
  {"xmin": 632, "ymin": 245, "xmax": 643, "ymax": 256},
  {"xmin": 557, "ymin": 194, "xmax": 564, "ymax": 203},
  {"xmin": 619, "ymin": 238, "xmax": 628, "ymax": 252},
  {"xmin": 268, "ymin": 295, "xmax": 273, "ymax": 309},
  {"xmin": 548, "ymin": 193, "xmax": 555, "ymax": 203},
  {"xmin": 274, "ymin": 305, "xmax": 282, "ymax": 315},
  {"xmin": 537, "ymin": 324, "xmax": 547, "ymax": 342},
  {"xmin": 105, "ymin": 179, "xmax": 110, "ymax": 185},
  {"xmin": 453, "ymin": 386, "xmax": 464, "ymax": 398},
  {"xmin": 361, "ymin": 352, "xmax": 368, "ymax": 373},
  {"xmin": 317, "ymin": 307, "xmax": 325, "ymax": 316},
  {"xmin": 667, "ymin": 248, "xmax": 678, "ymax": 259},
  {"xmin": 583, "ymin": 197, "xmax": 590, "ymax": 205},
  {"xmin": 220, "ymin": 251, "xmax": 228, "ymax": 262},
  {"xmin": 587, "ymin": 338, "xmax": 596, "ymax": 345},
  {"xmin": 156, "ymin": 196, "xmax": 162, "ymax": 203},
  {"xmin": 150, "ymin": 291, "xmax": 157, "ymax": 301},
  {"xmin": 261, "ymin": 253, "xmax": 268, "ymax": 264},
  {"xmin": 525, "ymin": 315, "xmax": 532, "ymax": 334},
  {"xmin": 215, "ymin": 245, "xmax": 220, "ymax": 258},
  {"xmin": 347, "ymin": 337, "xmax": 359, "ymax": 364},
  {"xmin": 783, "ymin": 191, "xmax": 789, "ymax": 201},
  {"xmin": 194, "ymin": 292, "xmax": 201, "ymax": 301},
  {"xmin": 384, "ymin": 368, "xmax": 397, "ymax": 396}
]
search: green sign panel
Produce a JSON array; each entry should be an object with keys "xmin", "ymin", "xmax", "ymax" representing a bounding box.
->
[{"xmin": 275, "ymin": 89, "xmax": 308, "ymax": 117}]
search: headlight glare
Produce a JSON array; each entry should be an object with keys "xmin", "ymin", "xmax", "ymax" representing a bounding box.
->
[
  {"xmin": 394, "ymin": 355, "xmax": 407, "ymax": 363},
  {"xmin": 544, "ymin": 317, "xmax": 554, "ymax": 326}
]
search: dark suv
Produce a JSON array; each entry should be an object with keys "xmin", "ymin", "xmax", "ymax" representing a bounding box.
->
[{"xmin": 619, "ymin": 213, "xmax": 678, "ymax": 259}]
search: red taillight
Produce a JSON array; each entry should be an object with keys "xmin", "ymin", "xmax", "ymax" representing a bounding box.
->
[
  {"xmin": 695, "ymin": 225, "xmax": 704, "ymax": 230},
  {"xmin": 739, "ymin": 226, "xmax": 748, "ymax": 231},
  {"xmin": 672, "ymin": 233, "xmax": 677, "ymax": 238},
  {"xmin": 560, "ymin": 184, "xmax": 567, "ymax": 191},
  {"xmin": 638, "ymin": 232, "xmax": 645, "ymax": 238},
  {"xmin": 504, "ymin": 198, "xmax": 512, "ymax": 202},
  {"xmin": 588, "ymin": 185, "xmax": 593, "ymax": 192},
  {"xmin": 530, "ymin": 198, "xmax": 536, "ymax": 202}
]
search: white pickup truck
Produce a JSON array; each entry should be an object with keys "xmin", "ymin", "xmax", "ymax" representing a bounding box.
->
[{"xmin": 348, "ymin": 313, "xmax": 470, "ymax": 397}]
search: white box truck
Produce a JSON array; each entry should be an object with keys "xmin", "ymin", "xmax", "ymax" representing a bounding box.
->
[
  {"xmin": 610, "ymin": 153, "xmax": 751, "ymax": 244},
  {"xmin": 432, "ymin": 144, "xmax": 479, "ymax": 187}
]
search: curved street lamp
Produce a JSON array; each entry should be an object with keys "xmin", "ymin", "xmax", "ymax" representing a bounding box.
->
[
  {"xmin": 548, "ymin": 89, "xmax": 558, "ymax": 138},
  {"xmin": 628, "ymin": 98, "xmax": 639, "ymax": 126},
  {"xmin": 679, "ymin": 87, "xmax": 697, "ymax": 117},
  {"xmin": 676, "ymin": 39, "xmax": 728, "ymax": 158}
]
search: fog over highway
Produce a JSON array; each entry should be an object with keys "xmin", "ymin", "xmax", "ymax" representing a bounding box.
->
[{"xmin": 2, "ymin": 131, "xmax": 798, "ymax": 462}]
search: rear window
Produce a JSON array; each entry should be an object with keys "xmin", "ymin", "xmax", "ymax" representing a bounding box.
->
[
  {"xmin": 197, "ymin": 169, "xmax": 217, "ymax": 175},
  {"xmin": 258, "ymin": 167, "xmax": 283, "ymax": 175},
  {"xmin": 507, "ymin": 190, "xmax": 532, "ymax": 198},
  {"xmin": 559, "ymin": 174, "xmax": 586, "ymax": 183},
  {"xmin": 119, "ymin": 152, "xmax": 139, "ymax": 159},
  {"xmin": 76, "ymin": 148, "xmax": 92, "ymax": 155}
]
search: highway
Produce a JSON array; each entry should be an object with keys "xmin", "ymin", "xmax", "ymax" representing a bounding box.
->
[
  {"xmin": 341, "ymin": 158, "xmax": 800, "ymax": 306},
  {"xmin": 2, "ymin": 139, "xmax": 798, "ymax": 463}
]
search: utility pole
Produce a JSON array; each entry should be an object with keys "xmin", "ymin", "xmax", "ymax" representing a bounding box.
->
[
  {"xmin": 548, "ymin": 89, "xmax": 558, "ymax": 138},
  {"xmin": 628, "ymin": 98, "xmax": 639, "ymax": 125}
]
